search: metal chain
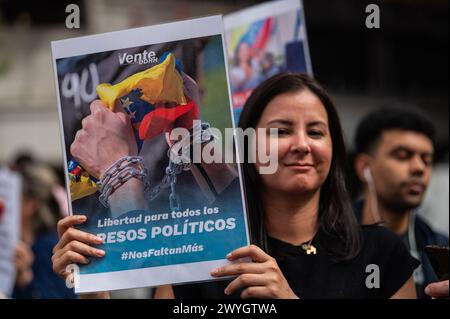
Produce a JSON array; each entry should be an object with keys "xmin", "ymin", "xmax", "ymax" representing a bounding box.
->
[
  {"xmin": 144, "ymin": 121, "xmax": 214, "ymax": 211},
  {"xmin": 97, "ymin": 156, "xmax": 147, "ymax": 208},
  {"xmin": 144, "ymin": 160, "xmax": 190, "ymax": 211}
]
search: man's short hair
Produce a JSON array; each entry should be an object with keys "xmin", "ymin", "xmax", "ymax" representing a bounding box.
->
[{"xmin": 354, "ymin": 107, "xmax": 435, "ymax": 154}]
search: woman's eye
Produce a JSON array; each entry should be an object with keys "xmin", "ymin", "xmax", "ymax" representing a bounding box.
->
[
  {"xmin": 267, "ymin": 128, "xmax": 289, "ymax": 136},
  {"xmin": 277, "ymin": 128, "xmax": 290, "ymax": 136},
  {"xmin": 308, "ymin": 130, "xmax": 324, "ymax": 137}
]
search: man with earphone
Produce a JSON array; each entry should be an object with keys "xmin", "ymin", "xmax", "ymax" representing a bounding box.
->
[{"xmin": 352, "ymin": 107, "xmax": 448, "ymax": 299}]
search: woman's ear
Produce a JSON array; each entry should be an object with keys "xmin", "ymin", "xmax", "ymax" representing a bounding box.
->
[{"xmin": 354, "ymin": 153, "xmax": 371, "ymax": 183}]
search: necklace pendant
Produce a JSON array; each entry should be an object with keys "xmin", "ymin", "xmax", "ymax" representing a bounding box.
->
[
  {"xmin": 300, "ymin": 243, "xmax": 317, "ymax": 255},
  {"xmin": 306, "ymin": 244, "xmax": 317, "ymax": 255}
]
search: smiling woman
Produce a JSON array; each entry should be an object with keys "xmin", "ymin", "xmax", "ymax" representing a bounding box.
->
[
  {"xmin": 239, "ymin": 73, "xmax": 357, "ymax": 260},
  {"xmin": 255, "ymin": 89, "xmax": 332, "ymax": 196},
  {"xmin": 172, "ymin": 73, "xmax": 419, "ymax": 299}
]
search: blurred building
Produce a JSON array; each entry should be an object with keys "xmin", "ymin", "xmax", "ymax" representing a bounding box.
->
[{"xmin": 0, "ymin": 0, "xmax": 447, "ymax": 228}]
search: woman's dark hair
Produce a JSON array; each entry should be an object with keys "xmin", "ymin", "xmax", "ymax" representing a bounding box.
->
[
  {"xmin": 20, "ymin": 163, "xmax": 61, "ymax": 236},
  {"xmin": 237, "ymin": 72, "xmax": 361, "ymax": 261}
]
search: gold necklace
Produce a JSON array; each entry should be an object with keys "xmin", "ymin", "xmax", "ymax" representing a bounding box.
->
[{"xmin": 301, "ymin": 237, "xmax": 317, "ymax": 255}]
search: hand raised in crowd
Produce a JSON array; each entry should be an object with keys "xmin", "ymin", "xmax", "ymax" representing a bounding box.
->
[
  {"xmin": 211, "ymin": 244, "xmax": 299, "ymax": 299},
  {"xmin": 52, "ymin": 215, "xmax": 111, "ymax": 299},
  {"xmin": 70, "ymin": 100, "xmax": 137, "ymax": 179},
  {"xmin": 425, "ymin": 280, "xmax": 449, "ymax": 299},
  {"xmin": 14, "ymin": 241, "xmax": 34, "ymax": 288},
  {"xmin": 51, "ymin": 215, "xmax": 105, "ymax": 281}
]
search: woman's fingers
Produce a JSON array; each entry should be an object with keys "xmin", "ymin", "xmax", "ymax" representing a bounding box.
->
[
  {"xmin": 54, "ymin": 227, "xmax": 103, "ymax": 253},
  {"xmin": 224, "ymin": 273, "xmax": 267, "ymax": 296},
  {"xmin": 211, "ymin": 261, "xmax": 265, "ymax": 277},
  {"xmin": 240, "ymin": 286, "xmax": 272, "ymax": 299},
  {"xmin": 57, "ymin": 240, "xmax": 105, "ymax": 259},
  {"xmin": 56, "ymin": 215, "xmax": 87, "ymax": 238},
  {"xmin": 52, "ymin": 250, "xmax": 90, "ymax": 277},
  {"xmin": 52, "ymin": 236, "xmax": 105, "ymax": 281},
  {"xmin": 226, "ymin": 244, "xmax": 272, "ymax": 263}
]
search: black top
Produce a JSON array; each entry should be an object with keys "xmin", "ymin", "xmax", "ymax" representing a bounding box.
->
[
  {"xmin": 353, "ymin": 199, "xmax": 449, "ymax": 299},
  {"xmin": 173, "ymin": 225, "xmax": 420, "ymax": 299}
]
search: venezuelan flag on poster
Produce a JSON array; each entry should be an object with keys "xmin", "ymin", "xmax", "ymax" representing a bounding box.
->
[
  {"xmin": 231, "ymin": 18, "xmax": 273, "ymax": 54},
  {"xmin": 69, "ymin": 52, "xmax": 199, "ymax": 201},
  {"xmin": 241, "ymin": 18, "xmax": 273, "ymax": 51},
  {"xmin": 97, "ymin": 52, "xmax": 186, "ymax": 109},
  {"xmin": 68, "ymin": 160, "xmax": 97, "ymax": 201}
]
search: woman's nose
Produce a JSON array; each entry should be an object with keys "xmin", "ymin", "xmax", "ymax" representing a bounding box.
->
[{"xmin": 289, "ymin": 132, "xmax": 311, "ymax": 155}]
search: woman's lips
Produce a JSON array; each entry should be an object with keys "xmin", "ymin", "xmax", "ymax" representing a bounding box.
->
[{"xmin": 284, "ymin": 163, "xmax": 314, "ymax": 172}]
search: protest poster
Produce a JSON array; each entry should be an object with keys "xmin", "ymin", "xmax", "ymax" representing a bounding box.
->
[
  {"xmin": 0, "ymin": 168, "xmax": 21, "ymax": 296},
  {"xmin": 224, "ymin": 0, "xmax": 313, "ymax": 122},
  {"xmin": 51, "ymin": 15, "xmax": 249, "ymax": 293}
]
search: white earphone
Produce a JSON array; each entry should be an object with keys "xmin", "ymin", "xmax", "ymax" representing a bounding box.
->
[
  {"xmin": 363, "ymin": 166, "xmax": 373, "ymax": 183},
  {"xmin": 363, "ymin": 166, "xmax": 381, "ymax": 223}
]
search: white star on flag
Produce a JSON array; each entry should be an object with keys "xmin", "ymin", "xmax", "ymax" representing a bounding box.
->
[{"xmin": 120, "ymin": 97, "xmax": 133, "ymax": 112}]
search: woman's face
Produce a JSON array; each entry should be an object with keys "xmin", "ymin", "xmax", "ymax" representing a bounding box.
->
[{"xmin": 255, "ymin": 89, "xmax": 332, "ymax": 195}]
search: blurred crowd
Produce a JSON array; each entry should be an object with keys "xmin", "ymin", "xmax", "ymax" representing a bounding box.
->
[{"xmin": 0, "ymin": 153, "xmax": 76, "ymax": 298}]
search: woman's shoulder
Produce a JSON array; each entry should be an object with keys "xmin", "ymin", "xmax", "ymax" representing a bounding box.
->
[
  {"xmin": 360, "ymin": 224, "xmax": 401, "ymax": 243},
  {"xmin": 357, "ymin": 224, "xmax": 419, "ymax": 297},
  {"xmin": 358, "ymin": 224, "xmax": 419, "ymax": 268},
  {"xmin": 359, "ymin": 224, "xmax": 405, "ymax": 253}
]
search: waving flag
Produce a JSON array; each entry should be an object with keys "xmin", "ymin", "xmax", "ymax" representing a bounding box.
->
[
  {"xmin": 96, "ymin": 52, "xmax": 186, "ymax": 110},
  {"xmin": 69, "ymin": 52, "xmax": 199, "ymax": 201},
  {"xmin": 239, "ymin": 18, "xmax": 273, "ymax": 53},
  {"xmin": 68, "ymin": 159, "xmax": 97, "ymax": 200}
]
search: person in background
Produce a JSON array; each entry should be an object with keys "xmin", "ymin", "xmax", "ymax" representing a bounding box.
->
[
  {"xmin": 9, "ymin": 152, "xmax": 36, "ymax": 173},
  {"xmin": 352, "ymin": 107, "xmax": 449, "ymax": 299},
  {"xmin": 12, "ymin": 162, "xmax": 76, "ymax": 299},
  {"xmin": 230, "ymin": 41, "xmax": 262, "ymax": 93}
]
